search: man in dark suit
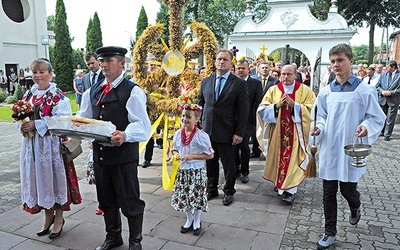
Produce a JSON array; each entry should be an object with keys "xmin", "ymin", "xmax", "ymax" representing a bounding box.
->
[
  {"xmin": 82, "ymin": 52, "xmax": 104, "ymax": 92},
  {"xmin": 198, "ymin": 49, "xmax": 249, "ymax": 206},
  {"xmin": 375, "ymin": 60, "xmax": 400, "ymax": 141},
  {"xmin": 235, "ymin": 59, "xmax": 263, "ymax": 183},
  {"xmin": 251, "ymin": 61, "xmax": 279, "ymax": 158}
]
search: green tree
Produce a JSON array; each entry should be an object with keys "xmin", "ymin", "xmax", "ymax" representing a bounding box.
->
[
  {"xmin": 338, "ymin": 0, "xmax": 400, "ymax": 64},
  {"xmin": 72, "ymin": 49, "xmax": 86, "ymax": 71},
  {"xmin": 85, "ymin": 18, "xmax": 93, "ymax": 52},
  {"xmin": 47, "ymin": 15, "xmax": 55, "ymax": 31},
  {"xmin": 91, "ymin": 12, "xmax": 103, "ymax": 51},
  {"xmin": 136, "ymin": 6, "xmax": 149, "ymax": 41},
  {"xmin": 182, "ymin": 0, "xmax": 266, "ymax": 46},
  {"xmin": 352, "ymin": 45, "xmax": 369, "ymax": 64},
  {"xmin": 54, "ymin": 0, "xmax": 74, "ymax": 91},
  {"xmin": 156, "ymin": 0, "xmax": 170, "ymax": 47},
  {"xmin": 309, "ymin": 0, "xmax": 331, "ymax": 20},
  {"xmin": 309, "ymin": 0, "xmax": 400, "ymax": 64},
  {"xmin": 86, "ymin": 12, "xmax": 103, "ymax": 53}
]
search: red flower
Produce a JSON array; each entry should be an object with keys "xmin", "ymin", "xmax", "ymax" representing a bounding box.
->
[
  {"xmin": 42, "ymin": 105, "xmax": 51, "ymax": 116},
  {"xmin": 53, "ymin": 94, "xmax": 60, "ymax": 103}
]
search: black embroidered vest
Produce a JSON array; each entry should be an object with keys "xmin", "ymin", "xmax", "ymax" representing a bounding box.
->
[{"xmin": 90, "ymin": 78, "xmax": 138, "ymax": 166}]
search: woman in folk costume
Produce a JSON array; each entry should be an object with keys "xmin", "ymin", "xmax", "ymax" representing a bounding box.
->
[
  {"xmin": 171, "ymin": 103, "xmax": 214, "ymax": 236},
  {"xmin": 19, "ymin": 58, "xmax": 81, "ymax": 239},
  {"xmin": 257, "ymin": 65, "xmax": 315, "ymax": 204}
]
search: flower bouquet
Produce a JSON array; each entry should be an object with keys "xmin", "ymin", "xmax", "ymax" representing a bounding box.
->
[{"xmin": 11, "ymin": 100, "xmax": 34, "ymax": 137}]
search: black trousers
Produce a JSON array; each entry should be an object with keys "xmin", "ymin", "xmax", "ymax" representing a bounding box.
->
[
  {"xmin": 144, "ymin": 130, "xmax": 163, "ymax": 161},
  {"xmin": 251, "ymin": 130, "xmax": 261, "ymax": 156},
  {"xmin": 206, "ymin": 141, "xmax": 236, "ymax": 195},
  {"xmin": 144, "ymin": 138, "xmax": 154, "ymax": 161},
  {"xmin": 323, "ymin": 180, "xmax": 360, "ymax": 236},
  {"xmin": 94, "ymin": 161, "xmax": 145, "ymax": 217},
  {"xmin": 235, "ymin": 134, "xmax": 250, "ymax": 175}
]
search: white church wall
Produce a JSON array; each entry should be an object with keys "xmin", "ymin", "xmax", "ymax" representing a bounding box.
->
[{"xmin": 0, "ymin": 0, "xmax": 47, "ymax": 71}]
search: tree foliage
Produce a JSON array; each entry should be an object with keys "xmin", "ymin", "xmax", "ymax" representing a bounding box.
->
[
  {"xmin": 309, "ymin": 0, "xmax": 400, "ymax": 64},
  {"xmin": 136, "ymin": 6, "xmax": 149, "ymax": 41},
  {"xmin": 85, "ymin": 18, "xmax": 93, "ymax": 52},
  {"xmin": 47, "ymin": 15, "xmax": 55, "ymax": 31},
  {"xmin": 91, "ymin": 12, "xmax": 103, "ymax": 51},
  {"xmin": 352, "ymin": 45, "xmax": 369, "ymax": 64},
  {"xmin": 309, "ymin": 0, "xmax": 330, "ymax": 20},
  {"xmin": 156, "ymin": 0, "xmax": 170, "ymax": 47},
  {"xmin": 86, "ymin": 12, "xmax": 103, "ymax": 53},
  {"xmin": 72, "ymin": 49, "xmax": 86, "ymax": 71},
  {"xmin": 54, "ymin": 0, "xmax": 74, "ymax": 91},
  {"xmin": 338, "ymin": 0, "xmax": 400, "ymax": 63}
]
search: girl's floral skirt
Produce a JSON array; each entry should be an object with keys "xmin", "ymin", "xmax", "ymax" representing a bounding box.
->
[{"xmin": 171, "ymin": 168, "xmax": 208, "ymax": 213}]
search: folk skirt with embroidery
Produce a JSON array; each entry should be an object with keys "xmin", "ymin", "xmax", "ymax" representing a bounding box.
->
[{"xmin": 171, "ymin": 168, "xmax": 208, "ymax": 213}]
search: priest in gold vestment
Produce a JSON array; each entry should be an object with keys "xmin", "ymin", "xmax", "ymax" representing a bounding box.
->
[{"xmin": 256, "ymin": 65, "xmax": 315, "ymax": 204}]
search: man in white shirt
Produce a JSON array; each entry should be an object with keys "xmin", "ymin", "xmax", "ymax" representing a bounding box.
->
[
  {"xmin": 362, "ymin": 66, "xmax": 380, "ymax": 87},
  {"xmin": 24, "ymin": 67, "xmax": 33, "ymax": 89}
]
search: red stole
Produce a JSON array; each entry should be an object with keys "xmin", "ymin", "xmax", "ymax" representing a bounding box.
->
[{"xmin": 276, "ymin": 81, "xmax": 301, "ymax": 188}]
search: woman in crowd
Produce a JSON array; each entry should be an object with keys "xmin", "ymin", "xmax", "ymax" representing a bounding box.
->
[
  {"xmin": 18, "ymin": 68, "xmax": 25, "ymax": 91},
  {"xmin": 19, "ymin": 58, "xmax": 81, "ymax": 239},
  {"xmin": 73, "ymin": 69, "xmax": 84, "ymax": 108}
]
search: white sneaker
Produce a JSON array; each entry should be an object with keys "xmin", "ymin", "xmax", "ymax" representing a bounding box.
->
[{"xmin": 317, "ymin": 234, "xmax": 336, "ymax": 249}]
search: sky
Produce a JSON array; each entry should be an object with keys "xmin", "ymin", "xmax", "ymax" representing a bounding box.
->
[
  {"xmin": 45, "ymin": 0, "xmax": 390, "ymax": 51},
  {"xmin": 45, "ymin": 0, "xmax": 160, "ymax": 49}
]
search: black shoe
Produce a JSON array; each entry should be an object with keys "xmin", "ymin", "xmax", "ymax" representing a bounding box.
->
[
  {"xmin": 222, "ymin": 194, "xmax": 233, "ymax": 206},
  {"xmin": 49, "ymin": 219, "xmax": 65, "ymax": 239},
  {"xmin": 96, "ymin": 237, "xmax": 124, "ymax": 250},
  {"xmin": 349, "ymin": 207, "xmax": 361, "ymax": 225},
  {"xmin": 207, "ymin": 192, "xmax": 218, "ymax": 201},
  {"xmin": 241, "ymin": 175, "xmax": 249, "ymax": 183},
  {"xmin": 193, "ymin": 223, "xmax": 202, "ymax": 236},
  {"xmin": 384, "ymin": 136, "xmax": 390, "ymax": 141},
  {"xmin": 236, "ymin": 172, "xmax": 241, "ymax": 178},
  {"xmin": 282, "ymin": 192, "xmax": 294, "ymax": 205},
  {"xmin": 250, "ymin": 152, "xmax": 260, "ymax": 158},
  {"xmin": 141, "ymin": 160, "xmax": 151, "ymax": 168},
  {"xmin": 37, "ymin": 216, "xmax": 55, "ymax": 236},
  {"xmin": 180, "ymin": 222, "xmax": 193, "ymax": 234},
  {"xmin": 379, "ymin": 132, "xmax": 384, "ymax": 136}
]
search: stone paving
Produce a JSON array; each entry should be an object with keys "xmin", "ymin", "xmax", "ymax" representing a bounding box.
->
[{"xmin": 0, "ymin": 120, "xmax": 399, "ymax": 249}]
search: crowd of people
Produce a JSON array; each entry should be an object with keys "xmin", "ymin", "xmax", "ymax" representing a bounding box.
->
[
  {"xmin": 13, "ymin": 42, "xmax": 397, "ymax": 249},
  {"xmin": 0, "ymin": 66, "xmax": 33, "ymax": 95}
]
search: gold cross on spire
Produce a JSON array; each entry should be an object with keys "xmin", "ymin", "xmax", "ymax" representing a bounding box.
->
[{"xmin": 260, "ymin": 44, "xmax": 268, "ymax": 54}]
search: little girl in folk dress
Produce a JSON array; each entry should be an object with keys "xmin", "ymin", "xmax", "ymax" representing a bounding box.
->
[{"xmin": 171, "ymin": 103, "xmax": 214, "ymax": 236}]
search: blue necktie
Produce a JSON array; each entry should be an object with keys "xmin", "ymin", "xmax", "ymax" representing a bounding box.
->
[
  {"xmin": 92, "ymin": 72, "xmax": 97, "ymax": 86},
  {"xmin": 388, "ymin": 73, "xmax": 392, "ymax": 87},
  {"xmin": 216, "ymin": 76, "xmax": 223, "ymax": 100}
]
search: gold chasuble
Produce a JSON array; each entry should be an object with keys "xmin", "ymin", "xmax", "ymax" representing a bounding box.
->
[{"xmin": 257, "ymin": 82, "xmax": 315, "ymax": 190}]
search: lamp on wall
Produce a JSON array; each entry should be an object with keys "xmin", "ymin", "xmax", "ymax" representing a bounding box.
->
[{"xmin": 41, "ymin": 35, "xmax": 49, "ymax": 60}]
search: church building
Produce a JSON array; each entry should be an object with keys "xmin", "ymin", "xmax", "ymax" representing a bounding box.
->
[{"xmin": 0, "ymin": 0, "xmax": 48, "ymax": 79}]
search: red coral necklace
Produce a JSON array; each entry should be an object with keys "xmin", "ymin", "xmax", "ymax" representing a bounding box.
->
[{"xmin": 181, "ymin": 125, "xmax": 197, "ymax": 146}]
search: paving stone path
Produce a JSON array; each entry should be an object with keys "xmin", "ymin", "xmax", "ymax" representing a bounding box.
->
[{"xmin": 0, "ymin": 121, "xmax": 399, "ymax": 249}]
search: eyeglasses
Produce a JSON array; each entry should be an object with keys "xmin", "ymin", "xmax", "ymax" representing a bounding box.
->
[{"xmin": 281, "ymin": 73, "xmax": 294, "ymax": 76}]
